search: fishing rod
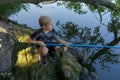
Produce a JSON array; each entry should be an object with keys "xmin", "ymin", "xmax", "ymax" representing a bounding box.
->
[{"xmin": 45, "ymin": 43, "xmax": 120, "ymax": 49}]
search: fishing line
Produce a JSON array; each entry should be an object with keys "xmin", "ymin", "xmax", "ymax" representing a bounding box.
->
[{"xmin": 45, "ymin": 43, "xmax": 120, "ymax": 49}]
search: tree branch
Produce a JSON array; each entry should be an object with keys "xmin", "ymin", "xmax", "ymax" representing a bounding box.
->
[
  {"xmin": 0, "ymin": 0, "xmax": 116, "ymax": 10},
  {"xmin": 90, "ymin": 37, "xmax": 120, "ymax": 63}
]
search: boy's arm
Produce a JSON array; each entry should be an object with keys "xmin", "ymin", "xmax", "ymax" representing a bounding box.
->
[
  {"xmin": 26, "ymin": 37, "xmax": 45, "ymax": 46},
  {"xmin": 56, "ymin": 38, "xmax": 70, "ymax": 45},
  {"xmin": 53, "ymin": 30, "xmax": 71, "ymax": 45}
]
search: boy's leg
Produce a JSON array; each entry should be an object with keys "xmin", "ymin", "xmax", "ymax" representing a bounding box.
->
[
  {"xmin": 48, "ymin": 46, "xmax": 67, "ymax": 62},
  {"xmin": 37, "ymin": 46, "xmax": 48, "ymax": 66},
  {"xmin": 38, "ymin": 46, "xmax": 48, "ymax": 56},
  {"xmin": 47, "ymin": 45, "xmax": 57, "ymax": 62}
]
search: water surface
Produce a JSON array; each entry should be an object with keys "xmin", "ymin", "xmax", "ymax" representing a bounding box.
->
[{"xmin": 8, "ymin": 2, "xmax": 120, "ymax": 80}]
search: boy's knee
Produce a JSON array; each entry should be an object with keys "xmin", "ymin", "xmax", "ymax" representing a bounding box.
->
[{"xmin": 38, "ymin": 47, "xmax": 48, "ymax": 56}]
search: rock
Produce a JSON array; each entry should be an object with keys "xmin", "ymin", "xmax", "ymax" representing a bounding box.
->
[
  {"xmin": 0, "ymin": 21, "xmax": 15, "ymax": 80},
  {"xmin": 58, "ymin": 51, "xmax": 82, "ymax": 80},
  {"xmin": 12, "ymin": 44, "xmax": 82, "ymax": 80},
  {"xmin": 0, "ymin": 21, "xmax": 15, "ymax": 72},
  {"xmin": 68, "ymin": 47, "xmax": 87, "ymax": 64}
]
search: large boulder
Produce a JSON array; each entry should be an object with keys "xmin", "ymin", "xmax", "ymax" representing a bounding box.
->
[
  {"xmin": 0, "ymin": 32, "xmax": 14, "ymax": 71},
  {"xmin": 0, "ymin": 21, "xmax": 15, "ymax": 72},
  {"xmin": 0, "ymin": 21, "xmax": 15, "ymax": 80},
  {"xmin": 12, "ymin": 43, "xmax": 82, "ymax": 80},
  {"xmin": 58, "ymin": 51, "xmax": 82, "ymax": 80}
]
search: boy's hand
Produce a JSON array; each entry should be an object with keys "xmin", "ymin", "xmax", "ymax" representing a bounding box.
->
[
  {"xmin": 64, "ymin": 42, "xmax": 71, "ymax": 48},
  {"xmin": 38, "ymin": 41, "xmax": 46, "ymax": 46},
  {"xmin": 63, "ymin": 42, "xmax": 71, "ymax": 51}
]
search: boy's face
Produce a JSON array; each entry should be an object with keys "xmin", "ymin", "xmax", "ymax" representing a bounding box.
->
[{"xmin": 42, "ymin": 23, "xmax": 53, "ymax": 31}]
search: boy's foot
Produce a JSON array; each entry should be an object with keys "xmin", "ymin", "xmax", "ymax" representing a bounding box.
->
[
  {"xmin": 49, "ymin": 52, "xmax": 57, "ymax": 62},
  {"xmin": 40, "ymin": 56, "xmax": 48, "ymax": 66}
]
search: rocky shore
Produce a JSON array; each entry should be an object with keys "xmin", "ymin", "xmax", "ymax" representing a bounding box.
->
[{"xmin": 0, "ymin": 20, "xmax": 96, "ymax": 80}]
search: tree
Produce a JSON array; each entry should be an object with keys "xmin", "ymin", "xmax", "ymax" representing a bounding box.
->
[
  {"xmin": 0, "ymin": 3, "xmax": 28, "ymax": 19},
  {"xmin": 0, "ymin": 0, "xmax": 116, "ymax": 10}
]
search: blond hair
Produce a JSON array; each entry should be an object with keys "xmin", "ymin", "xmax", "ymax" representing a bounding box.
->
[{"xmin": 39, "ymin": 16, "xmax": 52, "ymax": 27}]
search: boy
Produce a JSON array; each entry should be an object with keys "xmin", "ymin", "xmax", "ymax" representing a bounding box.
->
[{"xmin": 26, "ymin": 16, "xmax": 70, "ymax": 66}]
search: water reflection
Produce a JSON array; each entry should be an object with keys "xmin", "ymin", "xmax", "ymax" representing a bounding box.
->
[
  {"xmin": 8, "ymin": 2, "xmax": 104, "ymax": 29},
  {"xmin": 108, "ymin": 15, "xmax": 120, "ymax": 39},
  {"xmin": 0, "ymin": 1, "xmax": 120, "ymax": 80},
  {"xmin": 57, "ymin": 21, "xmax": 120, "ymax": 80},
  {"xmin": 57, "ymin": 21, "xmax": 120, "ymax": 62}
]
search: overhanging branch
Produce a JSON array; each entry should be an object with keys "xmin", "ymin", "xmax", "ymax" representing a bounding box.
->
[
  {"xmin": 0, "ymin": 0, "xmax": 116, "ymax": 10},
  {"xmin": 90, "ymin": 37, "xmax": 120, "ymax": 63}
]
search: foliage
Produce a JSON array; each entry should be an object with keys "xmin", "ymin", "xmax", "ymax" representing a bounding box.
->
[
  {"xmin": 107, "ymin": 15, "xmax": 120, "ymax": 39},
  {"xmin": 57, "ymin": 22, "xmax": 79, "ymax": 40},
  {"xmin": 57, "ymin": 21, "xmax": 120, "ymax": 70},
  {"xmin": 57, "ymin": 0, "xmax": 120, "ymax": 23},
  {"xmin": 112, "ymin": 0, "xmax": 120, "ymax": 16},
  {"xmin": 57, "ymin": 1, "xmax": 87, "ymax": 14},
  {"xmin": 66, "ymin": 1, "xmax": 87, "ymax": 14},
  {"xmin": 57, "ymin": 0, "xmax": 120, "ymax": 18},
  {"xmin": 9, "ymin": 21, "xmax": 34, "ymax": 42},
  {"xmin": 99, "ymin": 50, "xmax": 120, "ymax": 71},
  {"xmin": 88, "ymin": 4, "xmax": 106, "ymax": 13},
  {"xmin": 0, "ymin": 71, "xmax": 12, "ymax": 80},
  {"xmin": 57, "ymin": 21, "xmax": 104, "ymax": 45},
  {"xmin": 0, "ymin": 3, "xmax": 29, "ymax": 19}
]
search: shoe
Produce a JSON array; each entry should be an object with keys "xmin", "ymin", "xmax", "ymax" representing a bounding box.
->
[
  {"xmin": 49, "ymin": 52, "xmax": 57, "ymax": 62},
  {"xmin": 40, "ymin": 56, "xmax": 48, "ymax": 66}
]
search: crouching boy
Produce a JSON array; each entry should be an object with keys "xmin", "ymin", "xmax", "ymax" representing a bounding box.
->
[{"xmin": 26, "ymin": 16, "xmax": 70, "ymax": 66}]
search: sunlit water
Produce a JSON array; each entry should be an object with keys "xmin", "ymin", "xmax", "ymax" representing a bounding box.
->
[{"xmin": 9, "ymin": 2, "xmax": 120, "ymax": 80}]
